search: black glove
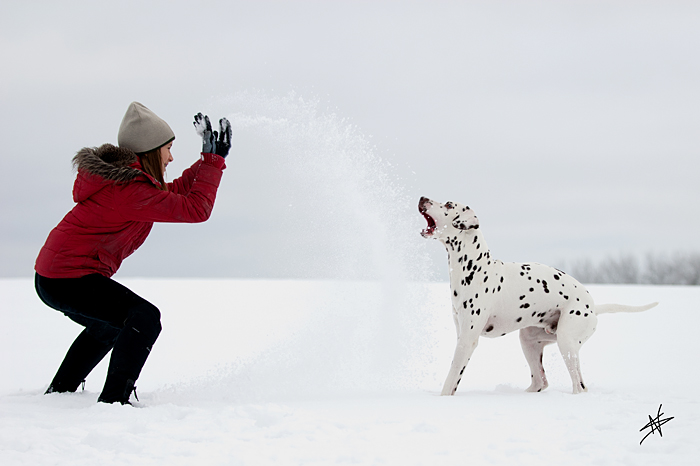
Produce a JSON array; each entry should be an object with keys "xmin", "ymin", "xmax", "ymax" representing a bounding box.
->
[
  {"xmin": 193, "ymin": 113, "xmax": 216, "ymax": 154},
  {"xmin": 215, "ymin": 118, "xmax": 232, "ymax": 158}
]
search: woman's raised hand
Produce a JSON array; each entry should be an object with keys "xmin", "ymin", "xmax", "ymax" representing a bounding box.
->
[
  {"xmin": 215, "ymin": 118, "xmax": 231, "ymax": 158},
  {"xmin": 193, "ymin": 113, "xmax": 216, "ymax": 154}
]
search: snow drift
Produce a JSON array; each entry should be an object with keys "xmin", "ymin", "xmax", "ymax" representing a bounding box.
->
[{"xmin": 1, "ymin": 279, "xmax": 698, "ymax": 465}]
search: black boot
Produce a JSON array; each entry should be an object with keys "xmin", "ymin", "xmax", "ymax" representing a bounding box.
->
[
  {"xmin": 97, "ymin": 310, "xmax": 160, "ymax": 405},
  {"xmin": 45, "ymin": 329, "xmax": 114, "ymax": 394},
  {"xmin": 97, "ymin": 374, "xmax": 138, "ymax": 405}
]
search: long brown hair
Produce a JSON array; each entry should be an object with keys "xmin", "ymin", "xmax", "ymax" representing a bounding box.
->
[{"xmin": 138, "ymin": 148, "xmax": 168, "ymax": 191}]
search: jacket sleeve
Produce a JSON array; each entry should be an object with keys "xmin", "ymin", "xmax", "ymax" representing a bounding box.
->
[
  {"xmin": 116, "ymin": 153, "xmax": 226, "ymax": 223},
  {"xmin": 167, "ymin": 153, "xmax": 218, "ymax": 195}
]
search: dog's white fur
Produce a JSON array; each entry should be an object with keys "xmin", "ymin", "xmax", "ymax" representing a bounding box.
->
[{"xmin": 419, "ymin": 197, "xmax": 658, "ymax": 395}]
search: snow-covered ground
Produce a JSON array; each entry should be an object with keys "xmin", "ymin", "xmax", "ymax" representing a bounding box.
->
[{"xmin": 1, "ymin": 278, "xmax": 698, "ymax": 465}]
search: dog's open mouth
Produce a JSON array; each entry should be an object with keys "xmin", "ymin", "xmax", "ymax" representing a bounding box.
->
[
  {"xmin": 421, "ymin": 212, "xmax": 436, "ymax": 237},
  {"xmin": 419, "ymin": 198, "xmax": 436, "ymax": 237}
]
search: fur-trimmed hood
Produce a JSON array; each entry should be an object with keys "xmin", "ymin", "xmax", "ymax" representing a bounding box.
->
[
  {"xmin": 72, "ymin": 144, "xmax": 141, "ymax": 182},
  {"xmin": 71, "ymin": 144, "xmax": 147, "ymax": 202}
]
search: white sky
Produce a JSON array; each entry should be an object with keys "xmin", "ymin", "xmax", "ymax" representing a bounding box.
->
[{"xmin": 1, "ymin": 0, "xmax": 699, "ymax": 280}]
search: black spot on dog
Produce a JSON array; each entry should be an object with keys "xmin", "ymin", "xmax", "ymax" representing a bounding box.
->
[
  {"xmin": 576, "ymin": 311, "xmax": 581, "ymax": 315},
  {"xmin": 516, "ymin": 317, "xmax": 522, "ymax": 322},
  {"xmin": 476, "ymin": 309, "xmax": 480, "ymax": 315},
  {"xmin": 485, "ymin": 325, "xmax": 494, "ymax": 332},
  {"xmin": 519, "ymin": 295, "xmax": 526, "ymax": 300},
  {"xmin": 520, "ymin": 303, "xmax": 530, "ymax": 309},
  {"xmin": 454, "ymin": 290, "xmax": 457, "ymax": 297},
  {"xmin": 465, "ymin": 271, "xmax": 475, "ymax": 286}
]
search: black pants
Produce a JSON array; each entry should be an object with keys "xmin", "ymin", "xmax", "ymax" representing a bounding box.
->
[{"xmin": 35, "ymin": 273, "xmax": 161, "ymax": 403}]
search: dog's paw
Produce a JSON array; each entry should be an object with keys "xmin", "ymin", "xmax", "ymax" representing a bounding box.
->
[
  {"xmin": 526, "ymin": 380, "xmax": 548, "ymax": 393},
  {"xmin": 571, "ymin": 381, "xmax": 588, "ymax": 394}
]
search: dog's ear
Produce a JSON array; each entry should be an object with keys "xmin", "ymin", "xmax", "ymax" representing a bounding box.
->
[{"xmin": 453, "ymin": 216, "xmax": 479, "ymax": 231}]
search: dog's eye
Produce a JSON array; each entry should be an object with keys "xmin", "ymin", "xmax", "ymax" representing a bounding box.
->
[{"xmin": 445, "ymin": 202, "xmax": 455, "ymax": 210}]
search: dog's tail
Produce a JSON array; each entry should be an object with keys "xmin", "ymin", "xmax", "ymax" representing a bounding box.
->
[{"xmin": 595, "ymin": 302, "xmax": 659, "ymax": 315}]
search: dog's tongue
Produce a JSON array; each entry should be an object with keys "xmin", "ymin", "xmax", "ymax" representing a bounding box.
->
[{"xmin": 421, "ymin": 212, "xmax": 436, "ymax": 237}]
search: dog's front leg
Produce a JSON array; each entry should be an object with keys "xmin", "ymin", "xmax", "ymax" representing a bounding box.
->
[
  {"xmin": 441, "ymin": 324, "xmax": 481, "ymax": 396},
  {"xmin": 452, "ymin": 305, "xmax": 460, "ymax": 338}
]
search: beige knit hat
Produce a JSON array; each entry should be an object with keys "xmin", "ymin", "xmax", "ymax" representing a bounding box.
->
[{"xmin": 117, "ymin": 102, "xmax": 175, "ymax": 153}]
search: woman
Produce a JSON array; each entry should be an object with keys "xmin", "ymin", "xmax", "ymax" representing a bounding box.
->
[{"xmin": 34, "ymin": 102, "xmax": 231, "ymax": 405}]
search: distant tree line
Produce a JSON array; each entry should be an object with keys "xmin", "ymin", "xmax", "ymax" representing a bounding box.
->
[{"xmin": 563, "ymin": 252, "xmax": 700, "ymax": 285}]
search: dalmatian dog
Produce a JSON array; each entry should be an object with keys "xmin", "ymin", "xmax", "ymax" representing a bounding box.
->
[{"xmin": 419, "ymin": 197, "xmax": 658, "ymax": 395}]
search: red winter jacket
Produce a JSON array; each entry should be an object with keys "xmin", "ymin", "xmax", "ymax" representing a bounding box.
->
[{"xmin": 35, "ymin": 144, "xmax": 226, "ymax": 278}]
